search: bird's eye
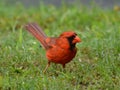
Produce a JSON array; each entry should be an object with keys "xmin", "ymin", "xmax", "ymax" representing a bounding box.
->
[
  {"xmin": 72, "ymin": 35, "xmax": 75, "ymax": 38},
  {"xmin": 71, "ymin": 34, "xmax": 76, "ymax": 38}
]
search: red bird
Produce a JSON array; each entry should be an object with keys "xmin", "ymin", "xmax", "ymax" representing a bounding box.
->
[{"xmin": 25, "ymin": 23, "xmax": 81, "ymax": 73}]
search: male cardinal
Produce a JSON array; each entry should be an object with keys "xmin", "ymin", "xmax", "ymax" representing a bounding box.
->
[{"xmin": 25, "ymin": 23, "xmax": 81, "ymax": 73}]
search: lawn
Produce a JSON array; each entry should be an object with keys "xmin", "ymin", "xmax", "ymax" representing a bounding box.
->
[{"xmin": 0, "ymin": 2, "xmax": 120, "ymax": 90}]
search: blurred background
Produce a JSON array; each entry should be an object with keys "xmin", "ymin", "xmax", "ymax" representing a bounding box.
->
[
  {"xmin": 0, "ymin": 0, "xmax": 120, "ymax": 90},
  {"xmin": 2, "ymin": 0, "xmax": 120, "ymax": 9}
]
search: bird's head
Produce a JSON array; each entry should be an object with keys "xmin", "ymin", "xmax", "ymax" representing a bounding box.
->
[
  {"xmin": 59, "ymin": 31, "xmax": 81, "ymax": 50},
  {"xmin": 60, "ymin": 31, "xmax": 81, "ymax": 44}
]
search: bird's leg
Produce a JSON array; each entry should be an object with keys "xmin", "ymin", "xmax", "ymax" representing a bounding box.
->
[
  {"xmin": 43, "ymin": 61, "xmax": 51, "ymax": 73},
  {"xmin": 62, "ymin": 64, "xmax": 66, "ymax": 68},
  {"xmin": 62, "ymin": 64, "xmax": 66, "ymax": 72}
]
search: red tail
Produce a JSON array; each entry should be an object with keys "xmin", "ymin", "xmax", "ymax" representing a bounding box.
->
[{"xmin": 25, "ymin": 23, "xmax": 48, "ymax": 49}]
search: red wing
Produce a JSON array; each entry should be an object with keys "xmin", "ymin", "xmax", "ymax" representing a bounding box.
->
[{"xmin": 45, "ymin": 37, "xmax": 58, "ymax": 48}]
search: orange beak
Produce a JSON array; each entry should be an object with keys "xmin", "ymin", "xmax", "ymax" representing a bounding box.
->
[{"xmin": 73, "ymin": 36, "xmax": 81, "ymax": 43}]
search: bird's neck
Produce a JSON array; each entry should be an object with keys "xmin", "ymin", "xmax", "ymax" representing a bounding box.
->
[
  {"xmin": 69, "ymin": 43, "xmax": 75, "ymax": 50},
  {"xmin": 67, "ymin": 38, "xmax": 76, "ymax": 51}
]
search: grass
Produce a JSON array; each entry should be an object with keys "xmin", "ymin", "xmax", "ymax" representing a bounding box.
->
[{"xmin": 0, "ymin": 2, "xmax": 120, "ymax": 90}]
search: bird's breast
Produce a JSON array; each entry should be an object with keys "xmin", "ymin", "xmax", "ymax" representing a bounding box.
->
[{"xmin": 46, "ymin": 46, "xmax": 77, "ymax": 64}]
